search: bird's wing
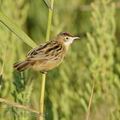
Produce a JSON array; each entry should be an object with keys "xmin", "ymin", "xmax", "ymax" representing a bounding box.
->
[
  {"xmin": 27, "ymin": 41, "xmax": 63, "ymax": 61},
  {"xmin": 27, "ymin": 43, "xmax": 46, "ymax": 57}
]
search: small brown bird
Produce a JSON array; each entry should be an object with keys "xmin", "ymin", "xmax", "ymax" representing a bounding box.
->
[{"xmin": 14, "ymin": 32, "xmax": 79, "ymax": 73}]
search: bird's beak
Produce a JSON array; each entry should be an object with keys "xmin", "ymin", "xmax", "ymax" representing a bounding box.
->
[
  {"xmin": 72, "ymin": 36, "xmax": 80, "ymax": 40},
  {"xmin": 65, "ymin": 36, "xmax": 80, "ymax": 46}
]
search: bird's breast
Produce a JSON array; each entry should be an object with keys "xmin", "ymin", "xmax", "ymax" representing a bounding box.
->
[{"xmin": 32, "ymin": 58, "xmax": 64, "ymax": 71}]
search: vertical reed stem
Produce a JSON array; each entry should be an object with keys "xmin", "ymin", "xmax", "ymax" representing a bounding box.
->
[
  {"xmin": 46, "ymin": 0, "xmax": 54, "ymax": 41},
  {"xmin": 39, "ymin": 0, "xmax": 54, "ymax": 120},
  {"xmin": 39, "ymin": 73, "xmax": 46, "ymax": 120}
]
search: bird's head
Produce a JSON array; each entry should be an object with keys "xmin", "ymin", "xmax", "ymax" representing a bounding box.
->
[{"xmin": 55, "ymin": 32, "xmax": 80, "ymax": 47}]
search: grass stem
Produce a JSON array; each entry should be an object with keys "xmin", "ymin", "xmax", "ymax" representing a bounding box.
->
[
  {"xmin": 46, "ymin": 0, "xmax": 54, "ymax": 41},
  {"xmin": 39, "ymin": 0, "xmax": 54, "ymax": 120},
  {"xmin": 39, "ymin": 73, "xmax": 46, "ymax": 120}
]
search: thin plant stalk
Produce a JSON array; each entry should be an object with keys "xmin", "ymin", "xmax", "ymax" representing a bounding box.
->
[
  {"xmin": 86, "ymin": 81, "xmax": 95, "ymax": 120},
  {"xmin": 39, "ymin": 0, "xmax": 54, "ymax": 120},
  {"xmin": 39, "ymin": 73, "xmax": 46, "ymax": 120},
  {"xmin": 46, "ymin": 0, "xmax": 54, "ymax": 41}
]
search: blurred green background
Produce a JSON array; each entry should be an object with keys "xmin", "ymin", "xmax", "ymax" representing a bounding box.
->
[{"xmin": 0, "ymin": 0, "xmax": 120, "ymax": 120}]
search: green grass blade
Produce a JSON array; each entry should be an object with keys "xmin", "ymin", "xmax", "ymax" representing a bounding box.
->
[
  {"xmin": 0, "ymin": 11, "xmax": 37, "ymax": 48},
  {"xmin": 43, "ymin": 0, "xmax": 53, "ymax": 10}
]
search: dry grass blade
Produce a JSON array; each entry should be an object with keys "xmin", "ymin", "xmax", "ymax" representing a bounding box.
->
[
  {"xmin": 0, "ymin": 98, "xmax": 40, "ymax": 116},
  {"xmin": 86, "ymin": 81, "xmax": 95, "ymax": 120}
]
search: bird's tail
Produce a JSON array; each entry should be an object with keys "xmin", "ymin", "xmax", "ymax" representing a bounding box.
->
[{"xmin": 13, "ymin": 60, "xmax": 30, "ymax": 72}]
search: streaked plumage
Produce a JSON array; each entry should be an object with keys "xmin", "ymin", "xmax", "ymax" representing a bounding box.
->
[{"xmin": 14, "ymin": 32, "xmax": 79, "ymax": 73}]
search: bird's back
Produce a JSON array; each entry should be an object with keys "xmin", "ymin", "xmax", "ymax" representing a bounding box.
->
[{"xmin": 26, "ymin": 40, "xmax": 67, "ymax": 72}]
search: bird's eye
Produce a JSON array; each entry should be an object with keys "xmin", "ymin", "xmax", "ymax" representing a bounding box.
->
[{"xmin": 65, "ymin": 37, "xmax": 69, "ymax": 40}]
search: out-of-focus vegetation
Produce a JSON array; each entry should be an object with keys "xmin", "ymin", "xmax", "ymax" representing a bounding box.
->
[{"xmin": 0, "ymin": 0, "xmax": 120, "ymax": 120}]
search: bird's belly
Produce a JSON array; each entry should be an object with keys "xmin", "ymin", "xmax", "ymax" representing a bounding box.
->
[{"xmin": 32, "ymin": 59, "xmax": 62, "ymax": 71}]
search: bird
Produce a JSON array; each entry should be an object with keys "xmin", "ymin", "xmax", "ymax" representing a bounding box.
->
[{"xmin": 13, "ymin": 32, "xmax": 79, "ymax": 73}]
